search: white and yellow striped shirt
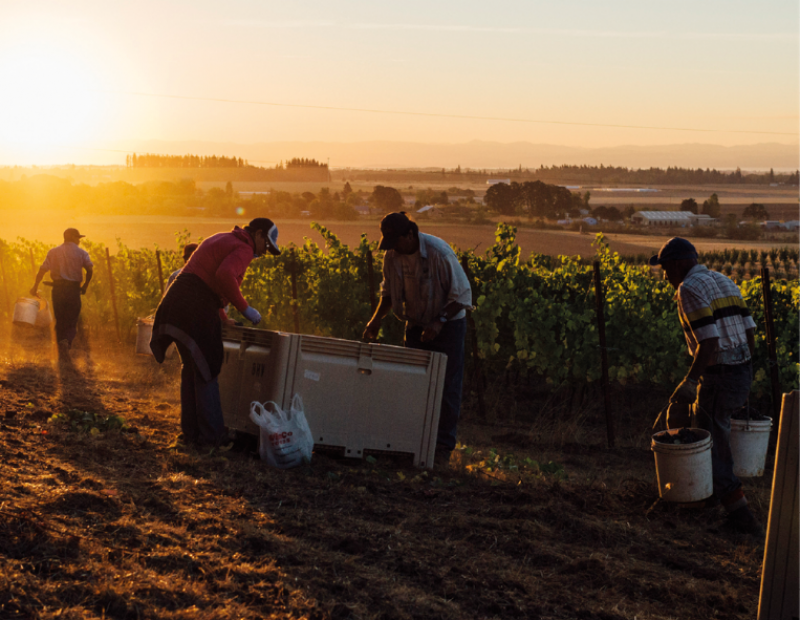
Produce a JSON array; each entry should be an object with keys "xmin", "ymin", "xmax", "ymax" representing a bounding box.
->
[{"xmin": 676, "ymin": 264, "xmax": 756, "ymax": 366}]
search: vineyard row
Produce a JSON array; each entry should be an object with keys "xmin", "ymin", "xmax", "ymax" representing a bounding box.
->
[{"xmin": 0, "ymin": 225, "xmax": 797, "ymax": 401}]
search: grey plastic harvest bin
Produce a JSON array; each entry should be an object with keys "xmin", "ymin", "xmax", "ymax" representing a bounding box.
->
[
  {"xmin": 218, "ymin": 326, "xmax": 295, "ymax": 436},
  {"xmin": 219, "ymin": 325, "xmax": 447, "ymax": 468}
]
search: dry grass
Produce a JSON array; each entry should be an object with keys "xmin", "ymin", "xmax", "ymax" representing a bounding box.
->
[{"xmin": 0, "ymin": 328, "xmax": 773, "ymax": 619}]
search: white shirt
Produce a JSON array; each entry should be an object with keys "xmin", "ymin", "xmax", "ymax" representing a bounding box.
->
[{"xmin": 41, "ymin": 242, "xmax": 93, "ymax": 282}]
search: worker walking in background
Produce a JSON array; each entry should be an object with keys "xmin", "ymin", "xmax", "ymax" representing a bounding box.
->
[
  {"xmin": 30, "ymin": 228, "xmax": 94, "ymax": 358},
  {"xmin": 363, "ymin": 212, "xmax": 472, "ymax": 467},
  {"xmin": 651, "ymin": 237, "xmax": 762, "ymax": 536},
  {"xmin": 150, "ymin": 218, "xmax": 280, "ymax": 449},
  {"xmin": 167, "ymin": 242, "xmax": 198, "ymax": 289}
]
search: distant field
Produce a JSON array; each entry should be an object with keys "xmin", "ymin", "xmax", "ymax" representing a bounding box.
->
[{"xmin": 0, "ymin": 213, "xmax": 794, "ymax": 258}]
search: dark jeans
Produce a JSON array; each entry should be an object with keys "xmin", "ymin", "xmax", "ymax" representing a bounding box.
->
[
  {"xmin": 694, "ymin": 362, "xmax": 752, "ymax": 500},
  {"xmin": 405, "ymin": 318, "xmax": 466, "ymax": 452},
  {"xmin": 175, "ymin": 341, "xmax": 227, "ymax": 447},
  {"xmin": 51, "ymin": 281, "xmax": 82, "ymax": 345}
]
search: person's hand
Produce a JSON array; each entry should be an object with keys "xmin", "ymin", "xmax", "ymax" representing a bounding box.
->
[
  {"xmin": 29, "ymin": 287, "xmax": 38, "ymax": 297},
  {"xmin": 670, "ymin": 378, "xmax": 698, "ymax": 405},
  {"xmin": 363, "ymin": 319, "xmax": 381, "ymax": 341},
  {"xmin": 421, "ymin": 320, "xmax": 444, "ymax": 343},
  {"xmin": 243, "ymin": 306, "xmax": 262, "ymax": 325},
  {"xmin": 80, "ymin": 285, "xmax": 88, "ymax": 296}
]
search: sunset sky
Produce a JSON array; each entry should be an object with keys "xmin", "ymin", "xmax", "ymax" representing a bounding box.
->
[{"xmin": 0, "ymin": 0, "xmax": 797, "ymax": 165}]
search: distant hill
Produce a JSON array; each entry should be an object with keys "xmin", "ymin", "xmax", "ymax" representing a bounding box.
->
[{"xmin": 117, "ymin": 139, "xmax": 799, "ymax": 171}]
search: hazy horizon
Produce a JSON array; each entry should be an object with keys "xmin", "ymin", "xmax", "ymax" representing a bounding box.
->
[
  {"xmin": 2, "ymin": 139, "xmax": 797, "ymax": 171},
  {"xmin": 1, "ymin": 1, "xmax": 798, "ymax": 167}
]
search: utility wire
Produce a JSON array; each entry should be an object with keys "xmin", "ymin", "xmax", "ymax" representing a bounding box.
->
[{"xmin": 96, "ymin": 89, "xmax": 799, "ymax": 137}]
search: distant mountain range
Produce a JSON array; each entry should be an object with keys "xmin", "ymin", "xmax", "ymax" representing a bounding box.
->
[{"xmin": 117, "ymin": 139, "xmax": 799, "ymax": 171}]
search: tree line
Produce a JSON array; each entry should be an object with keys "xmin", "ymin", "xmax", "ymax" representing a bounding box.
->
[
  {"xmin": 338, "ymin": 165, "xmax": 799, "ymax": 186},
  {"xmin": 126, "ymin": 154, "xmax": 328, "ymax": 170},
  {"xmin": 0, "ymin": 175, "xmax": 369, "ymax": 220}
]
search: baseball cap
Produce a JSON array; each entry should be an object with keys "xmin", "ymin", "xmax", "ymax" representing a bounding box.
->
[
  {"xmin": 649, "ymin": 237, "xmax": 698, "ymax": 266},
  {"xmin": 379, "ymin": 212, "xmax": 413, "ymax": 251},
  {"xmin": 63, "ymin": 228, "xmax": 85, "ymax": 240},
  {"xmin": 248, "ymin": 218, "xmax": 281, "ymax": 256}
]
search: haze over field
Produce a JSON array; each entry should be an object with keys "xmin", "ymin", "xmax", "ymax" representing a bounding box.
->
[
  {"xmin": 0, "ymin": 1, "xmax": 798, "ymax": 167},
  {"xmin": 112, "ymin": 140, "xmax": 800, "ymax": 171}
]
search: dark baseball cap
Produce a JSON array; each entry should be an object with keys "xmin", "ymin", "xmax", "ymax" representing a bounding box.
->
[
  {"xmin": 379, "ymin": 212, "xmax": 413, "ymax": 251},
  {"xmin": 247, "ymin": 218, "xmax": 281, "ymax": 256},
  {"xmin": 649, "ymin": 237, "xmax": 698, "ymax": 266},
  {"xmin": 63, "ymin": 228, "xmax": 85, "ymax": 240}
]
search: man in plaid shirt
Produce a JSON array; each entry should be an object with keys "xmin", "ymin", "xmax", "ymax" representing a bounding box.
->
[{"xmin": 650, "ymin": 237, "xmax": 761, "ymax": 536}]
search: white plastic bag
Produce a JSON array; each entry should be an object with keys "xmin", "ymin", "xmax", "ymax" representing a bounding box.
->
[{"xmin": 249, "ymin": 394, "xmax": 313, "ymax": 468}]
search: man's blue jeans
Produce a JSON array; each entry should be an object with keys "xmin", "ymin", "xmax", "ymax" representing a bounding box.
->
[
  {"xmin": 405, "ymin": 318, "xmax": 466, "ymax": 452},
  {"xmin": 175, "ymin": 341, "xmax": 227, "ymax": 447},
  {"xmin": 694, "ymin": 362, "xmax": 752, "ymax": 500}
]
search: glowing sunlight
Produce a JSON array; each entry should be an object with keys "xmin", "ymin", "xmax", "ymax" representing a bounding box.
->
[{"xmin": 0, "ymin": 44, "xmax": 104, "ymax": 148}]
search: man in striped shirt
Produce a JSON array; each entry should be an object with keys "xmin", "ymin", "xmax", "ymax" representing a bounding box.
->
[{"xmin": 650, "ymin": 237, "xmax": 761, "ymax": 536}]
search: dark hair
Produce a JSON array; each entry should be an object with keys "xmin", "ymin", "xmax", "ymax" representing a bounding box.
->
[
  {"xmin": 182, "ymin": 243, "xmax": 198, "ymax": 261},
  {"xmin": 245, "ymin": 217, "xmax": 275, "ymax": 237}
]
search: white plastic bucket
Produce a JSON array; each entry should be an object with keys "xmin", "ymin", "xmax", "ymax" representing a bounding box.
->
[
  {"xmin": 652, "ymin": 428, "xmax": 713, "ymax": 502},
  {"xmin": 731, "ymin": 417, "xmax": 773, "ymax": 477},
  {"xmin": 12, "ymin": 297, "xmax": 40, "ymax": 326},
  {"xmin": 136, "ymin": 318, "xmax": 154, "ymax": 356},
  {"xmin": 34, "ymin": 298, "xmax": 52, "ymax": 328},
  {"xmin": 136, "ymin": 317, "xmax": 175, "ymax": 358}
]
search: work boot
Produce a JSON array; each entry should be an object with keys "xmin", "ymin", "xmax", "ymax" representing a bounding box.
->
[{"xmin": 725, "ymin": 505, "xmax": 764, "ymax": 537}]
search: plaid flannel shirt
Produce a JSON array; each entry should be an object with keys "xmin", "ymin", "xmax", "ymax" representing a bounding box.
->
[{"xmin": 676, "ymin": 264, "xmax": 756, "ymax": 366}]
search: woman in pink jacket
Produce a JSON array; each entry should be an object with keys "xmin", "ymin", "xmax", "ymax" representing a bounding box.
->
[{"xmin": 151, "ymin": 218, "xmax": 281, "ymax": 447}]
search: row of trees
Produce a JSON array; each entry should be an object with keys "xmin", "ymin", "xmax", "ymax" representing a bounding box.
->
[
  {"xmin": 341, "ymin": 166, "xmax": 800, "ymax": 187},
  {"xmin": 285, "ymin": 158, "xmax": 327, "ymax": 169},
  {"xmin": 0, "ymin": 176, "xmax": 366, "ymax": 220},
  {"xmin": 125, "ymin": 154, "xmax": 328, "ymax": 170},
  {"xmin": 478, "ymin": 165, "xmax": 800, "ymax": 186},
  {"xmin": 126, "ymin": 153, "xmax": 250, "ymax": 168}
]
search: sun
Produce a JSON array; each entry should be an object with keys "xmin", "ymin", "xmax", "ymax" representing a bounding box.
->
[{"xmin": 0, "ymin": 44, "xmax": 104, "ymax": 147}]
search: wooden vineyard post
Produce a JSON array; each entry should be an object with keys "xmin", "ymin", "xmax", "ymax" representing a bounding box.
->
[
  {"xmin": 758, "ymin": 390, "xmax": 799, "ymax": 620},
  {"xmin": 366, "ymin": 247, "xmax": 377, "ymax": 313},
  {"xmin": 761, "ymin": 267, "xmax": 782, "ymax": 421},
  {"xmin": 460, "ymin": 255, "xmax": 487, "ymax": 422},
  {"xmin": 593, "ymin": 261, "xmax": 615, "ymax": 449},
  {"xmin": 0, "ymin": 250, "xmax": 10, "ymax": 314},
  {"xmin": 29, "ymin": 248, "xmax": 37, "ymax": 278},
  {"xmin": 105, "ymin": 248, "xmax": 121, "ymax": 342},
  {"xmin": 155, "ymin": 250, "xmax": 165, "ymax": 296},
  {"xmin": 290, "ymin": 249, "xmax": 300, "ymax": 334}
]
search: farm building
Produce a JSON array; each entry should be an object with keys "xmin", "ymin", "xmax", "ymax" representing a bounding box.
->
[
  {"xmin": 416, "ymin": 205, "xmax": 442, "ymax": 218},
  {"xmin": 631, "ymin": 211, "xmax": 717, "ymax": 228},
  {"xmin": 783, "ymin": 220, "xmax": 800, "ymax": 232}
]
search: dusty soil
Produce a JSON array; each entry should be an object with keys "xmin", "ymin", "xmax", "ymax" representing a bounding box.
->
[{"xmin": 0, "ymin": 328, "xmax": 772, "ymax": 619}]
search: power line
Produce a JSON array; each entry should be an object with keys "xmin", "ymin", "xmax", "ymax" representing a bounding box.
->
[{"xmin": 96, "ymin": 89, "xmax": 799, "ymax": 137}]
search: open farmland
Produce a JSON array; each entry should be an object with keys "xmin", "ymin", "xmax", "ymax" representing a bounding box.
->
[
  {"xmin": 0, "ymin": 329, "xmax": 773, "ymax": 620},
  {"xmin": 0, "ymin": 212, "xmax": 795, "ymax": 260}
]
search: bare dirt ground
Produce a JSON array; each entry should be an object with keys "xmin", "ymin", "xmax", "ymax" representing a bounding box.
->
[{"xmin": 0, "ymin": 326, "xmax": 773, "ymax": 619}]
